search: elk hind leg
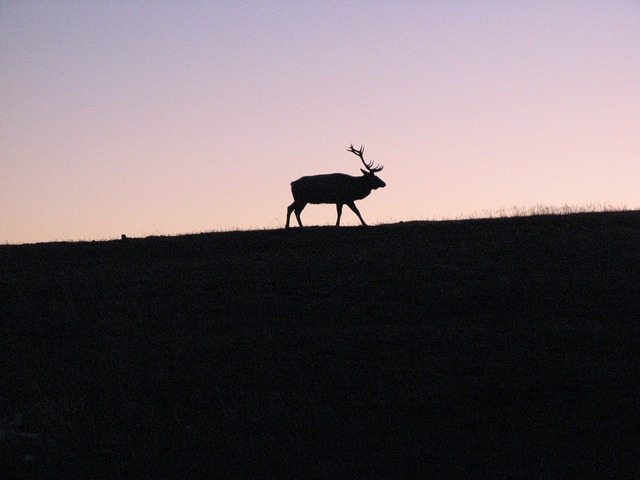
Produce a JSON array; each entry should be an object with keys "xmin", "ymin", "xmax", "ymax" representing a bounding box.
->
[
  {"xmin": 287, "ymin": 202, "xmax": 301, "ymax": 228},
  {"xmin": 286, "ymin": 203, "xmax": 295, "ymax": 228},
  {"xmin": 286, "ymin": 201, "xmax": 306, "ymax": 227},
  {"xmin": 336, "ymin": 204, "xmax": 343, "ymax": 226},
  {"xmin": 294, "ymin": 202, "xmax": 307, "ymax": 227}
]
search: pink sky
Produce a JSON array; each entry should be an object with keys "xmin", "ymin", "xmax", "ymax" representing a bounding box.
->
[{"xmin": 1, "ymin": 1, "xmax": 639, "ymax": 243}]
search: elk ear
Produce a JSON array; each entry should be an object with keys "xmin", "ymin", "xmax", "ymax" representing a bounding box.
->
[{"xmin": 361, "ymin": 169, "xmax": 369, "ymax": 175}]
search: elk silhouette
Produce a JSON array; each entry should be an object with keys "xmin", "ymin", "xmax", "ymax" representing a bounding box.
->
[{"xmin": 286, "ymin": 144, "xmax": 386, "ymax": 228}]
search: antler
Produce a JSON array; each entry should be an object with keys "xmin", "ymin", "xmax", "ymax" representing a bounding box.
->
[{"xmin": 347, "ymin": 144, "xmax": 384, "ymax": 173}]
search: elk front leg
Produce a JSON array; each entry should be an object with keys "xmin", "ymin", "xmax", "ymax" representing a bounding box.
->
[
  {"xmin": 336, "ymin": 204, "xmax": 343, "ymax": 226},
  {"xmin": 346, "ymin": 201, "xmax": 367, "ymax": 226}
]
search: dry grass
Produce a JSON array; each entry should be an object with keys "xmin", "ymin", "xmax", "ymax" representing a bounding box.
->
[{"xmin": 450, "ymin": 202, "xmax": 629, "ymax": 220}]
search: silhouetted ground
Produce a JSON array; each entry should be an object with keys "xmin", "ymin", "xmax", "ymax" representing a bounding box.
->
[{"xmin": 2, "ymin": 211, "xmax": 639, "ymax": 478}]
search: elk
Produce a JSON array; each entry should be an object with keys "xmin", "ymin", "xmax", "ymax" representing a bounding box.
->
[{"xmin": 285, "ymin": 144, "xmax": 386, "ymax": 228}]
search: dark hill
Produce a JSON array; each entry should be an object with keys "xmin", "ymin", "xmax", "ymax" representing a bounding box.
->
[{"xmin": 2, "ymin": 211, "xmax": 639, "ymax": 478}]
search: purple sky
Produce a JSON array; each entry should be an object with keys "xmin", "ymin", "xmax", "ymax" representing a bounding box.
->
[{"xmin": 2, "ymin": 1, "xmax": 639, "ymax": 243}]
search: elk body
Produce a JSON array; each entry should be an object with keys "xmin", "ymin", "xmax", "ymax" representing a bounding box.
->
[{"xmin": 286, "ymin": 145, "xmax": 386, "ymax": 228}]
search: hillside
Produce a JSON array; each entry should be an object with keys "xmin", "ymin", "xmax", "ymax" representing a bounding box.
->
[{"xmin": 2, "ymin": 211, "xmax": 640, "ymax": 478}]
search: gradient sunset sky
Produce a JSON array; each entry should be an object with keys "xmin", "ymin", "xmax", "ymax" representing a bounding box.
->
[{"xmin": 2, "ymin": 1, "xmax": 639, "ymax": 244}]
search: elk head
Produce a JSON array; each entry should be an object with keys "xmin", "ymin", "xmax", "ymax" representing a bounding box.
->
[{"xmin": 347, "ymin": 144, "xmax": 386, "ymax": 189}]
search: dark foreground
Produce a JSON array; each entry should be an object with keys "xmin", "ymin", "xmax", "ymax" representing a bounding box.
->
[{"xmin": 2, "ymin": 212, "xmax": 639, "ymax": 478}]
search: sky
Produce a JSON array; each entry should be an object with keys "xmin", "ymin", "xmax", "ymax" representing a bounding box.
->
[{"xmin": 1, "ymin": 1, "xmax": 639, "ymax": 244}]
